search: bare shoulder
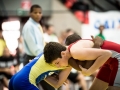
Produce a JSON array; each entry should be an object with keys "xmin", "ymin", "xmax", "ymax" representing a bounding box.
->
[
  {"xmin": 70, "ymin": 40, "xmax": 93, "ymax": 54},
  {"xmin": 70, "ymin": 46, "xmax": 85, "ymax": 60},
  {"xmin": 74, "ymin": 40, "xmax": 94, "ymax": 48}
]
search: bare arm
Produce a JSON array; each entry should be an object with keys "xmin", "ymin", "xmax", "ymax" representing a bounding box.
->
[
  {"xmin": 0, "ymin": 67, "xmax": 14, "ymax": 75},
  {"xmin": 44, "ymin": 67, "xmax": 72, "ymax": 88},
  {"xmin": 68, "ymin": 36, "xmax": 104, "ymax": 70},
  {"xmin": 0, "ymin": 68, "xmax": 7, "ymax": 72},
  {"xmin": 72, "ymin": 48, "xmax": 112, "ymax": 75},
  {"xmin": 83, "ymin": 37, "xmax": 104, "ymax": 69}
]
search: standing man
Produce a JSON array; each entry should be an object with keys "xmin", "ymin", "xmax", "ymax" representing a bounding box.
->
[
  {"xmin": 22, "ymin": 4, "xmax": 55, "ymax": 90},
  {"xmin": 22, "ymin": 5, "xmax": 44, "ymax": 65}
]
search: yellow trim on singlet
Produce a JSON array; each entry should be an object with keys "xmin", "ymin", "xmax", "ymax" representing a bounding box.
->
[{"xmin": 29, "ymin": 55, "xmax": 66, "ymax": 87}]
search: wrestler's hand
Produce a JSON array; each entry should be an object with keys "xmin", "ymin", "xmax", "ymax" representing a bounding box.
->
[
  {"xmin": 63, "ymin": 79, "xmax": 69, "ymax": 85},
  {"xmin": 91, "ymin": 35, "xmax": 104, "ymax": 48},
  {"xmin": 50, "ymin": 73, "xmax": 69, "ymax": 85},
  {"xmin": 51, "ymin": 73, "xmax": 59, "ymax": 80},
  {"xmin": 79, "ymin": 65, "xmax": 91, "ymax": 76},
  {"xmin": 29, "ymin": 60, "xmax": 32, "ymax": 62}
]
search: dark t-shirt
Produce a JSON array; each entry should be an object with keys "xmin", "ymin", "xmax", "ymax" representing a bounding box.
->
[{"xmin": 0, "ymin": 55, "xmax": 17, "ymax": 79}]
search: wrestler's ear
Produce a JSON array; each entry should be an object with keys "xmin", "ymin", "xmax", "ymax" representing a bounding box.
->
[{"xmin": 61, "ymin": 51, "xmax": 66, "ymax": 57}]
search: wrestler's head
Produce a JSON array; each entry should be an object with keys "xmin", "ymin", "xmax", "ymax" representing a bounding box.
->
[
  {"xmin": 65, "ymin": 33, "xmax": 81, "ymax": 45},
  {"xmin": 44, "ymin": 42, "xmax": 71, "ymax": 68}
]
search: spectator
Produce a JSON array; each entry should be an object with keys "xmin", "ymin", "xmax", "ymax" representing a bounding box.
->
[
  {"xmin": 18, "ymin": 36, "xmax": 25, "ymax": 63},
  {"xmin": 59, "ymin": 31, "xmax": 67, "ymax": 45},
  {"xmin": 44, "ymin": 24, "xmax": 59, "ymax": 43},
  {"xmin": 0, "ymin": 47, "xmax": 16, "ymax": 89},
  {"xmin": 0, "ymin": 30, "xmax": 6, "ymax": 57},
  {"xmin": 96, "ymin": 25, "xmax": 105, "ymax": 40},
  {"xmin": 22, "ymin": 4, "xmax": 44, "ymax": 65},
  {"xmin": 59, "ymin": 29, "xmax": 75, "ymax": 45}
]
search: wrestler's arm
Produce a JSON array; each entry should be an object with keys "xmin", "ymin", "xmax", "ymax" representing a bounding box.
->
[
  {"xmin": 44, "ymin": 66, "xmax": 72, "ymax": 88},
  {"xmin": 71, "ymin": 48, "xmax": 112, "ymax": 75},
  {"xmin": 84, "ymin": 36, "xmax": 104, "ymax": 68},
  {"xmin": 68, "ymin": 36, "xmax": 104, "ymax": 70}
]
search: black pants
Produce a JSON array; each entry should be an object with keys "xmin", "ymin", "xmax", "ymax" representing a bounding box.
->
[
  {"xmin": 23, "ymin": 54, "xmax": 55, "ymax": 90},
  {"xmin": 23, "ymin": 54, "xmax": 35, "ymax": 66},
  {"xmin": 0, "ymin": 81, "xmax": 3, "ymax": 90}
]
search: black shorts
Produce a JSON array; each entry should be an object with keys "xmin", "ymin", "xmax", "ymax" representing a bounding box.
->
[{"xmin": 68, "ymin": 72, "xmax": 79, "ymax": 83}]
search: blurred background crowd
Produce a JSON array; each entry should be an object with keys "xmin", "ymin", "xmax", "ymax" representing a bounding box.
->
[{"xmin": 0, "ymin": 0, "xmax": 120, "ymax": 90}]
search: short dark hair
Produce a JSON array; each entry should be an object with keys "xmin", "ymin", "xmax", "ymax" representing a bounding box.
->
[
  {"xmin": 45, "ymin": 24, "xmax": 53, "ymax": 30},
  {"xmin": 65, "ymin": 33, "xmax": 81, "ymax": 45},
  {"xmin": 30, "ymin": 4, "xmax": 41, "ymax": 13},
  {"xmin": 44, "ymin": 42, "xmax": 66, "ymax": 63}
]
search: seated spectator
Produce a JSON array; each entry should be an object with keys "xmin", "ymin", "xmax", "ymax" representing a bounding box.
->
[
  {"xmin": 0, "ymin": 30, "xmax": 6, "ymax": 57},
  {"xmin": 0, "ymin": 47, "xmax": 18, "ymax": 89}
]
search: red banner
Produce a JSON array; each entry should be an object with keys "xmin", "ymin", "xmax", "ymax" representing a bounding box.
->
[{"xmin": 21, "ymin": 0, "xmax": 31, "ymax": 10}]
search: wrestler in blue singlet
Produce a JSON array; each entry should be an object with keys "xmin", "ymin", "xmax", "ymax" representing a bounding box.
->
[{"xmin": 9, "ymin": 53, "xmax": 66, "ymax": 90}]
